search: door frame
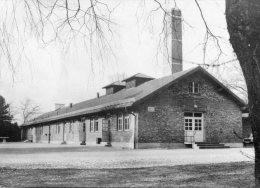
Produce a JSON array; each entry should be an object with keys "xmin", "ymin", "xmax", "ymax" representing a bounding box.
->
[{"xmin": 184, "ymin": 112, "xmax": 204, "ymax": 144}]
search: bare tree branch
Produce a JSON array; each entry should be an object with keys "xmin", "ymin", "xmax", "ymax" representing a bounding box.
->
[
  {"xmin": 19, "ymin": 98, "xmax": 40, "ymax": 124},
  {"xmin": 0, "ymin": 0, "xmax": 118, "ymax": 80}
]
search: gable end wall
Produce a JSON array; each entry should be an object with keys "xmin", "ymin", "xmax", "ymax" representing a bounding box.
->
[{"xmin": 136, "ymin": 72, "xmax": 242, "ymax": 148}]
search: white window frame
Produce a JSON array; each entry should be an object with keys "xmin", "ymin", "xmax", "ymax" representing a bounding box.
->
[
  {"xmin": 117, "ymin": 114, "xmax": 123, "ymax": 131},
  {"xmin": 90, "ymin": 119, "xmax": 94, "ymax": 132},
  {"xmin": 124, "ymin": 115, "xmax": 130, "ymax": 131},
  {"xmin": 94, "ymin": 119, "xmax": 99, "ymax": 132},
  {"xmin": 188, "ymin": 82, "xmax": 200, "ymax": 94},
  {"xmin": 184, "ymin": 112, "xmax": 203, "ymax": 131}
]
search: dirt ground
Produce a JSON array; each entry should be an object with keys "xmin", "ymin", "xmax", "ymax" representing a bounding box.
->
[
  {"xmin": 0, "ymin": 143, "xmax": 255, "ymax": 187},
  {"xmin": 0, "ymin": 162, "xmax": 254, "ymax": 187},
  {"xmin": 0, "ymin": 143, "xmax": 254, "ymax": 169}
]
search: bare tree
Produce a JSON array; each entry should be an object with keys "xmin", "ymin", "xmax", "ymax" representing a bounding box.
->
[
  {"xmin": 108, "ymin": 72, "xmax": 127, "ymax": 83},
  {"xmin": 145, "ymin": 0, "xmax": 260, "ymax": 185},
  {"xmin": 19, "ymin": 99, "xmax": 40, "ymax": 124},
  {"xmin": 0, "ymin": 0, "xmax": 117, "ymax": 79},
  {"xmin": 218, "ymin": 64, "xmax": 248, "ymax": 102}
]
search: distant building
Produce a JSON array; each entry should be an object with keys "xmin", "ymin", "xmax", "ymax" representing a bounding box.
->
[{"xmin": 20, "ymin": 66, "xmax": 245, "ymax": 149}]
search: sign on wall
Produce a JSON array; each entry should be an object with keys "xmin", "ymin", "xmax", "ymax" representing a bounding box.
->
[{"xmin": 148, "ymin": 106, "xmax": 155, "ymax": 112}]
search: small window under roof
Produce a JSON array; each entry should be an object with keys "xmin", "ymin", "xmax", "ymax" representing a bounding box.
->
[
  {"xmin": 122, "ymin": 73, "xmax": 155, "ymax": 89},
  {"xmin": 102, "ymin": 81, "xmax": 126, "ymax": 95}
]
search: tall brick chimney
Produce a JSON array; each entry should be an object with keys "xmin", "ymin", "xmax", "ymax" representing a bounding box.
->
[{"xmin": 171, "ymin": 9, "xmax": 183, "ymax": 74}]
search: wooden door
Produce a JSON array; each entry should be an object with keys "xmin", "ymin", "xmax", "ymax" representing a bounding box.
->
[
  {"xmin": 102, "ymin": 119, "xmax": 109, "ymax": 142},
  {"xmin": 184, "ymin": 112, "xmax": 204, "ymax": 143}
]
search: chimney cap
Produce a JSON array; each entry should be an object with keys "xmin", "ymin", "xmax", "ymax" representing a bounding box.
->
[{"xmin": 171, "ymin": 8, "xmax": 181, "ymax": 17}]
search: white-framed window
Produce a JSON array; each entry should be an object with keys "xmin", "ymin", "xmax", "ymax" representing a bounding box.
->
[
  {"xmin": 188, "ymin": 82, "xmax": 200, "ymax": 94},
  {"xmin": 117, "ymin": 114, "xmax": 123, "ymax": 131},
  {"xmin": 184, "ymin": 118, "xmax": 192, "ymax": 130},
  {"xmin": 184, "ymin": 112, "xmax": 203, "ymax": 131},
  {"xmin": 58, "ymin": 124, "xmax": 60, "ymax": 134},
  {"xmin": 90, "ymin": 119, "xmax": 94, "ymax": 132},
  {"xmin": 124, "ymin": 116, "xmax": 130, "ymax": 131},
  {"xmin": 194, "ymin": 119, "xmax": 202, "ymax": 130},
  {"xmin": 94, "ymin": 119, "xmax": 99, "ymax": 132}
]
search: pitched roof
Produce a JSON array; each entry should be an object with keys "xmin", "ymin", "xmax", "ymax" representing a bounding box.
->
[
  {"xmin": 121, "ymin": 73, "xmax": 155, "ymax": 82},
  {"xmin": 22, "ymin": 66, "xmax": 245, "ymax": 126},
  {"xmin": 102, "ymin": 81, "xmax": 126, "ymax": 89}
]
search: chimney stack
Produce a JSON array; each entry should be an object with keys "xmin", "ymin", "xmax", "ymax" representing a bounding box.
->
[
  {"xmin": 171, "ymin": 9, "xmax": 183, "ymax": 74},
  {"xmin": 97, "ymin": 92, "xmax": 100, "ymax": 98}
]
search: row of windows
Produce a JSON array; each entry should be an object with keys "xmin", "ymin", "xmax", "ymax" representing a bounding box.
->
[
  {"xmin": 117, "ymin": 114, "xmax": 130, "ymax": 131},
  {"xmin": 90, "ymin": 119, "xmax": 99, "ymax": 132},
  {"xmin": 38, "ymin": 123, "xmax": 75, "ymax": 135},
  {"xmin": 38, "ymin": 115, "xmax": 131, "ymax": 135},
  {"xmin": 89, "ymin": 114, "xmax": 130, "ymax": 132},
  {"xmin": 184, "ymin": 118, "xmax": 202, "ymax": 131}
]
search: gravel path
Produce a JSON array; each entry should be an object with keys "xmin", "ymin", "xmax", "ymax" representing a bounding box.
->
[{"xmin": 0, "ymin": 143, "xmax": 254, "ymax": 169}]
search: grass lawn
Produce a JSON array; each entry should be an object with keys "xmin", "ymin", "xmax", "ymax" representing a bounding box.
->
[{"xmin": 0, "ymin": 162, "xmax": 254, "ymax": 187}]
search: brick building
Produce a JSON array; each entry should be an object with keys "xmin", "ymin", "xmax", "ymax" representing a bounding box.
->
[
  {"xmin": 20, "ymin": 66, "xmax": 245, "ymax": 149},
  {"xmin": 20, "ymin": 9, "xmax": 245, "ymax": 149}
]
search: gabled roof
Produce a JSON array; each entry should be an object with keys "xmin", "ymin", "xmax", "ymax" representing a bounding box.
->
[
  {"xmin": 122, "ymin": 73, "xmax": 154, "ymax": 82},
  {"xmin": 22, "ymin": 66, "xmax": 245, "ymax": 126},
  {"xmin": 102, "ymin": 81, "xmax": 125, "ymax": 89}
]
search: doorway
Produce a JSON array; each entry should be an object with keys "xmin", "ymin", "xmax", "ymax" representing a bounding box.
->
[{"xmin": 184, "ymin": 112, "xmax": 204, "ymax": 143}]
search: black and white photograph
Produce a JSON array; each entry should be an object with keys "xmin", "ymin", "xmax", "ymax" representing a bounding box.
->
[{"xmin": 0, "ymin": 0, "xmax": 259, "ymax": 187}]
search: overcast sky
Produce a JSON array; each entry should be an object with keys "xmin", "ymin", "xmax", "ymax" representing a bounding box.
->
[{"xmin": 0, "ymin": 0, "xmax": 239, "ymax": 123}]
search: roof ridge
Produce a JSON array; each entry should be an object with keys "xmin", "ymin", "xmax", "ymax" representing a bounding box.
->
[{"xmin": 23, "ymin": 66, "xmax": 245, "ymax": 126}]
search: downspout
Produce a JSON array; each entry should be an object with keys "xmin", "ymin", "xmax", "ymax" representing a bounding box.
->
[
  {"xmin": 61, "ymin": 123, "xmax": 66, "ymax": 144},
  {"xmin": 48, "ymin": 125, "xmax": 51, "ymax": 144}
]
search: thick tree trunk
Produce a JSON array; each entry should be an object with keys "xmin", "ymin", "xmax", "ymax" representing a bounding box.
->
[{"xmin": 226, "ymin": 0, "xmax": 260, "ymax": 186}]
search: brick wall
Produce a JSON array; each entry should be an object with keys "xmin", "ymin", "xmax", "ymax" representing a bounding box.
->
[
  {"xmin": 85, "ymin": 118, "xmax": 103, "ymax": 144},
  {"xmin": 85, "ymin": 113, "xmax": 135, "ymax": 148},
  {"xmin": 32, "ymin": 120, "xmax": 80, "ymax": 144},
  {"xmin": 137, "ymin": 72, "xmax": 242, "ymax": 145},
  {"xmin": 110, "ymin": 114, "xmax": 134, "ymax": 143}
]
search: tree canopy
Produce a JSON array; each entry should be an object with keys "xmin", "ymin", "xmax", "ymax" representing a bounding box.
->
[{"xmin": 0, "ymin": 95, "xmax": 20, "ymax": 141}]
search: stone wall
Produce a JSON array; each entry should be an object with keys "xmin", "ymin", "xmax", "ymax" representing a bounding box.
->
[
  {"xmin": 85, "ymin": 118, "xmax": 103, "ymax": 145},
  {"xmin": 85, "ymin": 113, "xmax": 135, "ymax": 148},
  {"xmin": 137, "ymin": 71, "xmax": 242, "ymax": 147},
  {"xmin": 32, "ymin": 120, "xmax": 80, "ymax": 144}
]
